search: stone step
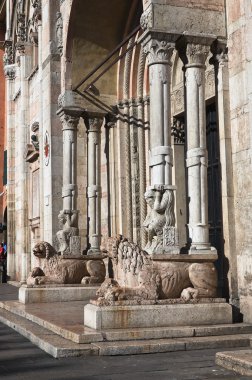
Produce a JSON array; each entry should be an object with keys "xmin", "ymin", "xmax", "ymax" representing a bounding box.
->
[
  {"xmin": 2, "ymin": 299, "xmax": 252, "ymax": 346},
  {"xmin": 92, "ymin": 334, "xmax": 252, "ymax": 356},
  {"xmin": 102, "ymin": 323, "xmax": 252, "ymax": 342},
  {"xmin": 0, "ymin": 300, "xmax": 103, "ymax": 344},
  {"xmin": 216, "ymin": 349, "xmax": 252, "ymax": 377},
  {"xmin": 0, "ymin": 307, "xmax": 99, "ymax": 358}
]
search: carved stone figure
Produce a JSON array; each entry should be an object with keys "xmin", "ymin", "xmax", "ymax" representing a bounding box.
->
[
  {"xmin": 96, "ymin": 236, "xmax": 217, "ymax": 305},
  {"xmin": 143, "ymin": 188, "xmax": 176, "ymax": 253},
  {"xmin": 56, "ymin": 12, "xmax": 63, "ymax": 55},
  {"xmin": 31, "ymin": 122, "xmax": 39, "ymax": 151},
  {"xmin": 56, "ymin": 210, "xmax": 79, "ymax": 254},
  {"xmin": 27, "ymin": 241, "xmax": 106, "ymax": 285}
]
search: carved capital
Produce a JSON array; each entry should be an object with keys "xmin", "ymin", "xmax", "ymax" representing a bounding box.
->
[
  {"xmin": 186, "ymin": 44, "xmax": 209, "ymax": 66},
  {"xmin": 88, "ymin": 117, "xmax": 103, "ymax": 133},
  {"xmin": 144, "ymin": 39, "xmax": 174, "ymax": 66},
  {"xmin": 60, "ymin": 113, "xmax": 80, "ymax": 131}
]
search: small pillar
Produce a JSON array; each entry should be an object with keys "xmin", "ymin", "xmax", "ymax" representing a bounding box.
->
[
  {"xmin": 85, "ymin": 115, "xmax": 103, "ymax": 254},
  {"xmin": 56, "ymin": 107, "xmax": 82, "ymax": 255},
  {"xmin": 183, "ymin": 40, "xmax": 215, "ymax": 254},
  {"xmin": 141, "ymin": 31, "xmax": 179, "ymax": 254}
]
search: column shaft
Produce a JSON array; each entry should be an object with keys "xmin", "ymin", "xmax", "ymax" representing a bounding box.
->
[
  {"xmin": 185, "ymin": 43, "xmax": 211, "ymax": 252},
  {"xmin": 86, "ymin": 116, "xmax": 103, "ymax": 254}
]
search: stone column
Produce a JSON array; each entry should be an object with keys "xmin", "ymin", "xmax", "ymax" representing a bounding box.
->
[
  {"xmin": 184, "ymin": 41, "xmax": 214, "ymax": 253},
  {"xmin": 85, "ymin": 115, "xmax": 103, "ymax": 254},
  {"xmin": 213, "ymin": 42, "xmax": 238, "ymax": 305},
  {"xmin": 16, "ymin": 43, "xmax": 32, "ymax": 282},
  {"xmin": 56, "ymin": 107, "xmax": 82, "ymax": 255},
  {"xmin": 141, "ymin": 32, "xmax": 179, "ymax": 254},
  {"xmin": 4, "ymin": 64, "xmax": 16, "ymax": 279}
]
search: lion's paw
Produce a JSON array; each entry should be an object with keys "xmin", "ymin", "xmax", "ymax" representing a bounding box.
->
[{"xmin": 181, "ymin": 287, "xmax": 199, "ymax": 301}]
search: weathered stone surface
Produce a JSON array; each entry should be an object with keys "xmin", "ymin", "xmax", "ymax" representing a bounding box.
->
[
  {"xmin": 84, "ymin": 302, "xmax": 232, "ymax": 330},
  {"xmin": 19, "ymin": 285, "xmax": 98, "ymax": 304},
  {"xmin": 97, "ymin": 236, "xmax": 217, "ymax": 304},
  {"xmin": 27, "ymin": 241, "xmax": 105, "ymax": 285},
  {"xmin": 216, "ymin": 350, "xmax": 252, "ymax": 376}
]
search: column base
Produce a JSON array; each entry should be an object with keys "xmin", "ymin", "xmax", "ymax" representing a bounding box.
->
[
  {"xmin": 87, "ymin": 248, "xmax": 102, "ymax": 255},
  {"xmin": 189, "ymin": 246, "xmax": 217, "ymax": 255}
]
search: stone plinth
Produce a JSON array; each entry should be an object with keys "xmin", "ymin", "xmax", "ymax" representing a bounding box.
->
[
  {"xmin": 19, "ymin": 284, "xmax": 99, "ymax": 304},
  {"xmin": 84, "ymin": 301, "xmax": 232, "ymax": 330}
]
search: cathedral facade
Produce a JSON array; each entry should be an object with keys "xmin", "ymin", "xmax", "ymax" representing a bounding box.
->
[{"xmin": 2, "ymin": 0, "xmax": 252, "ymax": 323}]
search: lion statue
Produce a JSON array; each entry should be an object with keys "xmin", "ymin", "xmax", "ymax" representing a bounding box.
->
[
  {"xmin": 27, "ymin": 241, "xmax": 105, "ymax": 285},
  {"xmin": 96, "ymin": 236, "xmax": 217, "ymax": 305}
]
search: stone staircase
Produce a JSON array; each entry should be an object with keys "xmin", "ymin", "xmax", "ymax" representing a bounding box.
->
[{"xmin": 1, "ymin": 299, "xmax": 252, "ymax": 358}]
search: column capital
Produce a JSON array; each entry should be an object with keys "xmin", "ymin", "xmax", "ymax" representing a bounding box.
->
[
  {"xmin": 140, "ymin": 31, "xmax": 175, "ymax": 66},
  {"xmin": 176, "ymin": 36, "xmax": 214, "ymax": 67},
  {"xmin": 84, "ymin": 112, "xmax": 104, "ymax": 132},
  {"xmin": 186, "ymin": 43, "xmax": 210, "ymax": 66},
  {"xmin": 210, "ymin": 40, "xmax": 228, "ymax": 67},
  {"xmin": 57, "ymin": 107, "xmax": 83, "ymax": 131}
]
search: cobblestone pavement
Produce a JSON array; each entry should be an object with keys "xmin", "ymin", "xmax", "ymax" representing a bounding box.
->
[{"xmin": 0, "ymin": 283, "xmax": 250, "ymax": 380}]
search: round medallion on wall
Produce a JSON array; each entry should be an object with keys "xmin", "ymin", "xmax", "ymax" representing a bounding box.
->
[{"xmin": 44, "ymin": 131, "xmax": 50, "ymax": 166}]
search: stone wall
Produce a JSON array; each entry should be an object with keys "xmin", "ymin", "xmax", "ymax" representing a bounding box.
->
[{"xmin": 226, "ymin": 0, "xmax": 252, "ymax": 319}]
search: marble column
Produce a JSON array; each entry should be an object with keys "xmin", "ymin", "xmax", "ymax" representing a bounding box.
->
[
  {"xmin": 85, "ymin": 115, "xmax": 103, "ymax": 255},
  {"xmin": 141, "ymin": 32, "xmax": 178, "ymax": 254},
  {"xmin": 57, "ymin": 107, "xmax": 82, "ymax": 255},
  {"xmin": 184, "ymin": 41, "xmax": 213, "ymax": 253},
  {"xmin": 213, "ymin": 43, "xmax": 238, "ymax": 304},
  {"xmin": 4, "ymin": 64, "xmax": 16, "ymax": 279}
]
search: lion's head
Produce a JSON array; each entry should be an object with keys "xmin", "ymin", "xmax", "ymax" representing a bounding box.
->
[{"xmin": 33, "ymin": 241, "xmax": 56, "ymax": 259}]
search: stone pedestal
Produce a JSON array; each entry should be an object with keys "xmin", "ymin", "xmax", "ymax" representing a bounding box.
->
[{"xmin": 84, "ymin": 301, "xmax": 232, "ymax": 330}]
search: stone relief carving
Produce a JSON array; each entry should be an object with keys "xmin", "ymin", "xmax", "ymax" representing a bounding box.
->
[
  {"xmin": 171, "ymin": 118, "xmax": 185, "ymax": 144},
  {"xmin": 3, "ymin": 41, "xmax": 13, "ymax": 66},
  {"xmin": 205, "ymin": 70, "xmax": 215, "ymax": 99},
  {"xmin": 140, "ymin": 7, "xmax": 153, "ymax": 30},
  {"xmin": 56, "ymin": 210, "xmax": 79, "ymax": 254},
  {"xmin": 56, "ymin": 12, "xmax": 63, "ymax": 55},
  {"xmin": 143, "ymin": 188, "xmax": 176, "ymax": 253},
  {"xmin": 31, "ymin": 122, "xmax": 40, "ymax": 151},
  {"xmin": 16, "ymin": 0, "xmax": 26, "ymax": 45},
  {"xmin": 95, "ymin": 236, "xmax": 217, "ymax": 305},
  {"xmin": 4, "ymin": 65, "xmax": 16, "ymax": 80},
  {"xmin": 26, "ymin": 241, "xmax": 106, "ymax": 285}
]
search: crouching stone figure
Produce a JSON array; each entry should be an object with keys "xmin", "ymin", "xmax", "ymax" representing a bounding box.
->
[
  {"xmin": 27, "ymin": 241, "xmax": 105, "ymax": 285},
  {"xmin": 96, "ymin": 236, "xmax": 217, "ymax": 305}
]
